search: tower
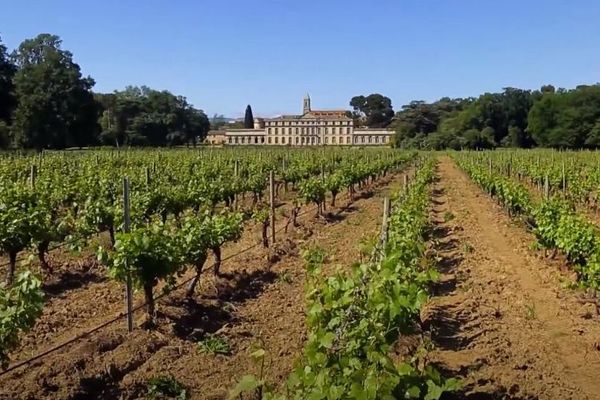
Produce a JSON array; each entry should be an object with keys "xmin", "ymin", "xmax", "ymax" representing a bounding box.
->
[{"xmin": 303, "ymin": 93, "xmax": 311, "ymax": 114}]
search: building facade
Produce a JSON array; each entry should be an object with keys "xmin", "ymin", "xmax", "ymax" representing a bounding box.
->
[
  {"xmin": 222, "ymin": 95, "xmax": 393, "ymax": 146},
  {"xmin": 205, "ymin": 130, "xmax": 227, "ymax": 145}
]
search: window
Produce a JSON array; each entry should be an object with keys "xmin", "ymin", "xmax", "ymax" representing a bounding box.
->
[
  {"xmin": 275, "ymin": 137, "xmax": 278, "ymax": 144},
  {"xmin": 235, "ymin": 137, "xmax": 239, "ymax": 144},
  {"xmin": 295, "ymin": 127, "xmax": 299, "ymax": 134},
  {"xmin": 241, "ymin": 137, "xmax": 245, "ymax": 144},
  {"xmin": 325, "ymin": 137, "xmax": 329, "ymax": 144},
  {"xmin": 346, "ymin": 137, "xmax": 350, "ymax": 144},
  {"xmin": 361, "ymin": 136, "xmax": 365, "ymax": 143},
  {"xmin": 261, "ymin": 137, "xmax": 265, "ymax": 143},
  {"xmin": 254, "ymin": 137, "xmax": 258, "ymax": 144},
  {"xmin": 375, "ymin": 136, "xmax": 379, "ymax": 143},
  {"xmin": 332, "ymin": 136, "xmax": 336, "ymax": 144},
  {"xmin": 368, "ymin": 136, "xmax": 372, "ymax": 144},
  {"xmin": 268, "ymin": 137, "xmax": 271, "ymax": 144},
  {"xmin": 296, "ymin": 136, "xmax": 299, "ymax": 144},
  {"xmin": 311, "ymin": 137, "xmax": 315, "ymax": 144},
  {"xmin": 282, "ymin": 136, "xmax": 286, "ymax": 144}
]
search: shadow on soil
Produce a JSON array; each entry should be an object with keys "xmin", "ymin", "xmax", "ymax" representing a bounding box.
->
[
  {"xmin": 217, "ymin": 268, "xmax": 278, "ymax": 302},
  {"xmin": 166, "ymin": 298, "xmax": 234, "ymax": 340},
  {"xmin": 43, "ymin": 268, "xmax": 107, "ymax": 296}
]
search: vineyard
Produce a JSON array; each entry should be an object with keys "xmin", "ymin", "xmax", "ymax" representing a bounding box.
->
[{"xmin": 1, "ymin": 148, "xmax": 600, "ymax": 399}]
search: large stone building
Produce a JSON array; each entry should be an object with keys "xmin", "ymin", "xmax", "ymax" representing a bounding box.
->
[{"xmin": 221, "ymin": 95, "xmax": 393, "ymax": 146}]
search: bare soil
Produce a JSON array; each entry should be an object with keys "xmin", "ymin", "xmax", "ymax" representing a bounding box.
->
[
  {"xmin": 424, "ymin": 157, "xmax": 600, "ymax": 400},
  {"xmin": 0, "ymin": 171, "xmax": 404, "ymax": 400}
]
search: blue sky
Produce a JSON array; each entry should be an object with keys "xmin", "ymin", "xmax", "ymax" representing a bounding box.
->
[{"xmin": 1, "ymin": 1, "xmax": 599, "ymax": 117}]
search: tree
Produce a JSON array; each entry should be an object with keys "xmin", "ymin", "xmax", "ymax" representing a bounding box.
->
[
  {"xmin": 96, "ymin": 86, "xmax": 210, "ymax": 147},
  {"xmin": 463, "ymin": 128, "xmax": 496, "ymax": 149},
  {"xmin": 527, "ymin": 85, "xmax": 600, "ymax": 148},
  {"xmin": 244, "ymin": 104, "xmax": 254, "ymax": 129},
  {"xmin": 12, "ymin": 34, "xmax": 99, "ymax": 149},
  {"xmin": 0, "ymin": 36, "xmax": 16, "ymax": 126},
  {"xmin": 350, "ymin": 94, "xmax": 394, "ymax": 128}
]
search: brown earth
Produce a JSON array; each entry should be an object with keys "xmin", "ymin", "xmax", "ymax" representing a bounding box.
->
[
  {"xmin": 423, "ymin": 157, "xmax": 600, "ymax": 400},
  {"xmin": 0, "ymin": 171, "xmax": 405, "ymax": 400}
]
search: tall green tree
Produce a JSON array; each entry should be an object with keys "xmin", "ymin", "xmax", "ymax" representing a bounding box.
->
[
  {"xmin": 0, "ymin": 36, "xmax": 16, "ymax": 147},
  {"xmin": 244, "ymin": 104, "xmax": 254, "ymax": 129},
  {"xmin": 0, "ymin": 36, "xmax": 16, "ymax": 124},
  {"xmin": 350, "ymin": 94, "xmax": 394, "ymax": 128},
  {"xmin": 97, "ymin": 86, "xmax": 210, "ymax": 147},
  {"xmin": 12, "ymin": 34, "xmax": 99, "ymax": 149},
  {"xmin": 528, "ymin": 85, "xmax": 600, "ymax": 148}
]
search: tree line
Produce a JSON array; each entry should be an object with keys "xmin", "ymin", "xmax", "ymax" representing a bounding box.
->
[
  {"xmin": 0, "ymin": 34, "xmax": 210, "ymax": 150},
  {"xmin": 390, "ymin": 84, "xmax": 600, "ymax": 149}
]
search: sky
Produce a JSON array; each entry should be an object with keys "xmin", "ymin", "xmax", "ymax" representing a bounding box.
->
[{"xmin": 1, "ymin": 0, "xmax": 600, "ymax": 118}]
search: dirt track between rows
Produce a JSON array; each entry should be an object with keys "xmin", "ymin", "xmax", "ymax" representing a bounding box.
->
[{"xmin": 425, "ymin": 157, "xmax": 600, "ymax": 400}]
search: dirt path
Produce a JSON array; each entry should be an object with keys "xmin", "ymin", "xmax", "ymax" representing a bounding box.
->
[
  {"xmin": 424, "ymin": 157, "xmax": 600, "ymax": 400},
  {"xmin": 0, "ymin": 171, "xmax": 405, "ymax": 400}
]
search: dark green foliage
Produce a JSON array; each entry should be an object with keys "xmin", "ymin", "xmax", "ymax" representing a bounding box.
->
[
  {"xmin": 528, "ymin": 85, "xmax": 600, "ymax": 149},
  {"xmin": 97, "ymin": 86, "xmax": 210, "ymax": 148},
  {"xmin": 147, "ymin": 376, "xmax": 188, "ymax": 400},
  {"xmin": 243, "ymin": 104, "xmax": 254, "ymax": 129},
  {"xmin": 393, "ymin": 88, "xmax": 537, "ymax": 150},
  {"xmin": 1, "ymin": 33, "xmax": 210, "ymax": 150},
  {"xmin": 12, "ymin": 34, "xmax": 99, "ymax": 150},
  {"xmin": 394, "ymin": 84, "xmax": 600, "ymax": 150},
  {"xmin": 0, "ymin": 36, "xmax": 16, "ymax": 126},
  {"xmin": 350, "ymin": 93, "xmax": 394, "ymax": 127}
]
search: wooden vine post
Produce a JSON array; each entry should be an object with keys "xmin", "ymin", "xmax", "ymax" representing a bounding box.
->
[
  {"xmin": 380, "ymin": 197, "xmax": 391, "ymax": 256},
  {"xmin": 269, "ymin": 170, "xmax": 276, "ymax": 243},
  {"xmin": 234, "ymin": 159, "xmax": 239, "ymax": 210},
  {"xmin": 321, "ymin": 163, "xmax": 326, "ymax": 211},
  {"xmin": 145, "ymin": 166, "xmax": 151, "ymax": 185},
  {"xmin": 543, "ymin": 175, "xmax": 550, "ymax": 200},
  {"xmin": 123, "ymin": 177, "xmax": 134, "ymax": 332}
]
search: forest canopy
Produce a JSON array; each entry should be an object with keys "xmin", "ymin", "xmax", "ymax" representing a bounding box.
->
[{"xmin": 390, "ymin": 85, "xmax": 600, "ymax": 150}]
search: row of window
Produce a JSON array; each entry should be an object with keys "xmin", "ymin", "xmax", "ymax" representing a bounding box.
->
[
  {"xmin": 227, "ymin": 135, "xmax": 390, "ymax": 145},
  {"xmin": 265, "ymin": 120, "xmax": 350, "ymax": 127},
  {"xmin": 267, "ymin": 127, "xmax": 351, "ymax": 135},
  {"xmin": 228, "ymin": 136, "xmax": 265, "ymax": 144}
]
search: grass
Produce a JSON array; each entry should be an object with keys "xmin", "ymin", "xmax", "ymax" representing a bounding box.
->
[
  {"xmin": 462, "ymin": 243, "xmax": 474, "ymax": 254},
  {"xmin": 524, "ymin": 303, "xmax": 536, "ymax": 320},
  {"xmin": 147, "ymin": 376, "xmax": 188, "ymax": 400},
  {"xmin": 277, "ymin": 270, "xmax": 293, "ymax": 284},
  {"xmin": 198, "ymin": 334, "xmax": 231, "ymax": 355},
  {"xmin": 443, "ymin": 211, "xmax": 455, "ymax": 222}
]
